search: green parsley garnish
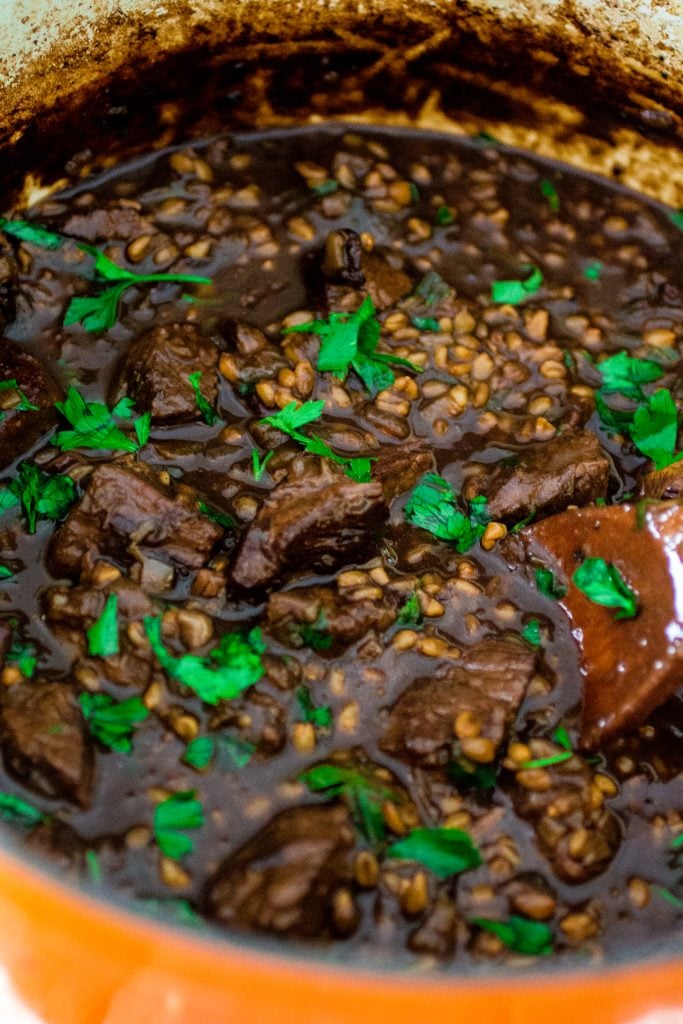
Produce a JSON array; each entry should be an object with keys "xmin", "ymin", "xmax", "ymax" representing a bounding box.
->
[
  {"xmin": 188, "ymin": 371, "xmax": 217, "ymax": 425},
  {"xmin": 261, "ymin": 400, "xmax": 373, "ymax": 482},
  {"xmin": 520, "ymin": 725, "xmax": 574, "ymax": 770},
  {"xmin": 182, "ymin": 736, "xmax": 215, "ymax": 770},
  {"xmin": 54, "ymin": 387, "xmax": 142, "ymax": 453},
  {"xmin": 669, "ymin": 209, "xmax": 683, "ymax": 230},
  {"xmin": 434, "ymin": 204, "xmax": 456, "ymax": 226},
  {"xmin": 79, "ymin": 693, "xmax": 149, "ymax": 754},
  {"xmin": 0, "ymin": 565, "xmax": 13, "ymax": 580},
  {"xmin": 138, "ymin": 898, "xmax": 202, "ymax": 927},
  {"xmin": 411, "ymin": 316, "xmax": 441, "ymax": 332},
  {"xmin": 596, "ymin": 381, "xmax": 682, "ymax": 471},
  {"xmin": 311, "ymin": 179, "xmax": 339, "ymax": 196},
  {"xmin": 491, "ymin": 266, "xmax": 543, "ymax": 305},
  {"xmin": 299, "ymin": 763, "xmax": 398, "ymax": 847},
  {"xmin": 144, "ymin": 615, "xmax": 265, "ymax": 705},
  {"xmin": 654, "ymin": 886, "xmax": 683, "ymax": 911},
  {"xmin": 284, "ymin": 295, "xmax": 421, "ymax": 397},
  {"xmin": 0, "ymin": 379, "xmax": 39, "ymax": 417},
  {"xmin": 572, "ymin": 557, "xmax": 638, "ymax": 620},
  {"xmin": 294, "ymin": 609, "xmax": 333, "ymax": 651},
  {"xmin": 85, "ymin": 849, "xmax": 103, "ymax": 884},
  {"xmin": 584, "ymin": 260, "xmax": 603, "ymax": 281},
  {"xmin": 598, "ymin": 352, "xmax": 664, "ymax": 401},
  {"xmin": 183, "ymin": 733, "xmax": 255, "ymax": 771},
  {"xmin": 539, "ymin": 178, "xmax": 560, "ymax": 212},
  {"xmin": 387, "ymin": 827, "xmax": 482, "ymax": 879},
  {"xmin": 251, "ymin": 448, "xmax": 273, "ymax": 482},
  {"xmin": 134, "ymin": 410, "xmax": 151, "ymax": 447},
  {"xmin": 472, "ymin": 131, "xmax": 500, "ymax": 147},
  {"xmin": 86, "ymin": 593, "xmax": 120, "ymax": 658},
  {"xmin": 397, "ymin": 590, "xmax": 423, "ymax": 629},
  {"xmin": 0, "ymin": 790, "xmax": 45, "ymax": 827},
  {"xmin": 0, "ymin": 217, "xmax": 64, "ymax": 250},
  {"xmin": 415, "ymin": 270, "xmax": 453, "ymax": 306},
  {"xmin": 472, "ymin": 915, "xmax": 553, "ymax": 956},
  {"xmin": 153, "ymin": 790, "xmax": 204, "ymax": 861},
  {"xmin": 534, "ymin": 566, "xmax": 567, "ymax": 600},
  {"xmin": 197, "ymin": 501, "xmax": 234, "ymax": 530},
  {"xmin": 296, "ymin": 685, "xmax": 333, "ymax": 729},
  {"xmin": 521, "ymin": 618, "xmax": 542, "ymax": 647},
  {"xmin": 6, "ymin": 622, "xmax": 36, "ymax": 678},
  {"xmin": 404, "ymin": 474, "xmax": 489, "ymax": 552},
  {"xmin": 0, "ymin": 461, "xmax": 76, "ymax": 534},
  {"xmin": 448, "ymin": 755, "xmax": 498, "ymax": 792}
]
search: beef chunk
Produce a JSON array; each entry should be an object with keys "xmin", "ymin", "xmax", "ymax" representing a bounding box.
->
[
  {"xmin": 49, "ymin": 462, "xmax": 223, "ymax": 577},
  {"xmin": 206, "ymin": 804, "xmax": 356, "ymax": 938},
  {"xmin": 62, "ymin": 206, "xmax": 153, "ymax": 243},
  {"xmin": 380, "ymin": 635, "xmax": 536, "ymax": 767},
  {"xmin": 372, "ymin": 445, "xmax": 435, "ymax": 503},
  {"xmin": 0, "ymin": 682, "xmax": 93, "ymax": 806},
  {"xmin": 524, "ymin": 501, "xmax": 683, "ymax": 747},
  {"xmin": 0, "ymin": 341, "xmax": 62, "ymax": 467},
  {"xmin": 472, "ymin": 430, "xmax": 609, "ymax": 524},
  {"xmin": 639, "ymin": 460, "xmax": 683, "ymax": 501},
  {"xmin": 266, "ymin": 584, "xmax": 396, "ymax": 648},
  {"xmin": 230, "ymin": 469, "xmax": 387, "ymax": 590},
  {"xmin": 512, "ymin": 758, "xmax": 620, "ymax": 883},
  {"xmin": 113, "ymin": 323, "xmax": 218, "ymax": 423}
]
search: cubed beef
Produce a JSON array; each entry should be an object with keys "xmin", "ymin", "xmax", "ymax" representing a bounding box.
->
[
  {"xmin": 0, "ymin": 682, "xmax": 93, "ymax": 806},
  {"xmin": 639, "ymin": 460, "xmax": 683, "ymax": 501},
  {"xmin": 372, "ymin": 445, "xmax": 435, "ymax": 503},
  {"xmin": 380, "ymin": 635, "xmax": 536, "ymax": 767},
  {"xmin": 524, "ymin": 501, "xmax": 683, "ymax": 747},
  {"xmin": 113, "ymin": 323, "xmax": 219, "ymax": 423},
  {"xmin": 205, "ymin": 804, "xmax": 356, "ymax": 938},
  {"xmin": 49, "ymin": 461, "xmax": 223, "ymax": 578},
  {"xmin": 512, "ymin": 757, "xmax": 620, "ymax": 883},
  {"xmin": 266, "ymin": 584, "xmax": 396, "ymax": 649},
  {"xmin": 230, "ymin": 468, "xmax": 387, "ymax": 590},
  {"xmin": 472, "ymin": 430, "xmax": 609, "ymax": 524},
  {"xmin": 0, "ymin": 341, "xmax": 62, "ymax": 467},
  {"xmin": 62, "ymin": 206, "xmax": 153, "ymax": 243}
]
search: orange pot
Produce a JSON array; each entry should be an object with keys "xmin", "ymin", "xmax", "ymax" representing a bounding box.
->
[{"xmin": 0, "ymin": 3, "xmax": 681, "ymax": 1021}]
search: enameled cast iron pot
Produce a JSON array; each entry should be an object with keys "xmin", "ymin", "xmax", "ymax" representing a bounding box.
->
[{"xmin": 0, "ymin": 2, "xmax": 681, "ymax": 1021}]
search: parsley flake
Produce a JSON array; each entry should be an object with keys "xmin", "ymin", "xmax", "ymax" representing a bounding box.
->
[
  {"xmin": 0, "ymin": 217, "xmax": 64, "ymax": 250},
  {"xmin": 584, "ymin": 260, "xmax": 603, "ymax": 281},
  {"xmin": 261, "ymin": 400, "xmax": 373, "ymax": 482},
  {"xmin": 521, "ymin": 618, "xmax": 542, "ymax": 647},
  {"xmin": 598, "ymin": 352, "xmax": 664, "ymax": 401},
  {"xmin": 387, "ymin": 827, "xmax": 482, "ymax": 879},
  {"xmin": 654, "ymin": 886, "xmax": 683, "ymax": 911},
  {"xmin": 197, "ymin": 501, "xmax": 234, "ymax": 530},
  {"xmin": 631, "ymin": 388, "xmax": 682, "ymax": 470},
  {"xmin": 405, "ymin": 474, "xmax": 489, "ymax": 552},
  {"xmin": 539, "ymin": 178, "xmax": 560, "ymax": 212},
  {"xmin": 80, "ymin": 693, "xmax": 148, "ymax": 754},
  {"xmin": 311, "ymin": 179, "xmax": 339, "ymax": 196},
  {"xmin": 491, "ymin": 266, "xmax": 543, "ymax": 305},
  {"xmin": 520, "ymin": 726, "xmax": 575, "ymax": 770},
  {"xmin": 251, "ymin": 448, "xmax": 273, "ymax": 482},
  {"xmin": 572, "ymin": 557, "xmax": 638, "ymax": 620},
  {"xmin": 144, "ymin": 615, "xmax": 265, "ymax": 705},
  {"xmin": 294, "ymin": 609, "xmax": 333, "ymax": 651},
  {"xmin": 472, "ymin": 915, "xmax": 553, "ymax": 956},
  {"xmin": 182, "ymin": 736, "xmax": 215, "ymax": 770},
  {"xmin": 153, "ymin": 790, "xmax": 204, "ymax": 861},
  {"xmin": 411, "ymin": 316, "xmax": 441, "ymax": 332},
  {"xmin": 534, "ymin": 566, "xmax": 567, "ymax": 600},
  {"xmin": 0, "ymin": 791, "xmax": 45, "ymax": 827},
  {"xmin": 134, "ymin": 411, "xmax": 151, "ymax": 447},
  {"xmin": 299, "ymin": 763, "xmax": 398, "ymax": 847},
  {"xmin": 434, "ymin": 205, "xmax": 456, "ymax": 226},
  {"xmin": 85, "ymin": 849, "xmax": 103, "ymax": 884},
  {"xmin": 397, "ymin": 590, "xmax": 423, "ymax": 629},
  {"xmin": 188, "ymin": 371, "xmax": 218, "ymax": 425},
  {"xmin": 6, "ymin": 623, "xmax": 37, "ymax": 678},
  {"xmin": 448, "ymin": 755, "xmax": 498, "ymax": 792},
  {"xmin": 86, "ymin": 593, "xmax": 120, "ymax": 658},
  {"xmin": 0, "ymin": 462, "xmax": 76, "ymax": 534},
  {"xmin": 54, "ymin": 387, "xmax": 140, "ymax": 453},
  {"xmin": 0, "ymin": 379, "xmax": 39, "ymax": 416},
  {"xmin": 415, "ymin": 270, "xmax": 453, "ymax": 306},
  {"xmin": 296, "ymin": 685, "xmax": 333, "ymax": 729},
  {"xmin": 0, "ymin": 565, "xmax": 13, "ymax": 580},
  {"xmin": 669, "ymin": 209, "xmax": 683, "ymax": 231}
]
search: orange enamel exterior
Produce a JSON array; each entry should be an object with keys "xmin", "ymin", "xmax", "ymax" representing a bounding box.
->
[{"xmin": 0, "ymin": 847, "xmax": 680, "ymax": 1024}]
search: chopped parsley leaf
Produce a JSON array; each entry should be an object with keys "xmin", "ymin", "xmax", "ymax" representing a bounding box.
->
[
  {"xmin": 144, "ymin": 615, "xmax": 265, "ymax": 705},
  {"xmin": 520, "ymin": 725, "xmax": 575, "ymax": 770},
  {"xmin": 299, "ymin": 763, "xmax": 398, "ymax": 847},
  {"xmin": 491, "ymin": 266, "xmax": 543, "ymax": 305},
  {"xmin": 0, "ymin": 791, "xmax": 45, "ymax": 827},
  {"xmin": 6, "ymin": 623, "xmax": 37, "ymax": 678},
  {"xmin": 654, "ymin": 886, "xmax": 683, "ymax": 911},
  {"xmin": 54, "ymin": 387, "xmax": 140, "ymax": 453},
  {"xmin": 153, "ymin": 790, "xmax": 204, "ymax": 861},
  {"xmin": 294, "ymin": 609, "xmax": 333, "ymax": 651},
  {"xmin": 631, "ymin": 388, "xmax": 682, "ymax": 470},
  {"xmin": 311, "ymin": 179, "xmax": 339, "ymax": 196},
  {"xmin": 86, "ymin": 593, "xmax": 120, "ymax": 658},
  {"xmin": 251, "ymin": 448, "xmax": 273, "ymax": 482},
  {"xmin": 138, "ymin": 898, "xmax": 202, "ymax": 927},
  {"xmin": 134, "ymin": 410, "xmax": 151, "ymax": 447},
  {"xmin": 0, "ymin": 461, "xmax": 76, "ymax": 534},
  {"xmin": 539, "ymin": 178, "xmax": 560, "ymax": 212},
  {"xmin": 411, "ymin": 316, "xmax": 441, "ymax": 332},
  {"xmin": 284, "ymin": 295, "xmax": 421, "ymax": 396},
  {"xmin": 598, "ymin": 352, "xmax": 664, "ymax": 401},
  {"xmin": 261, "ymin": 400, "xmax": 373, "ymax": 482},
  {"xmin": 434, "ymin": 204, "xmax": 456, "ymax": 226},
  {"xmin": 521, "ymin": 618, "xmax": 542, "ymax": 647},
  {"xmin": 397, "ymin": 590, "xmax": 423, "ymax": 629},
  {"xmin": 472, "ymin": 915, "xmax": 553, "ymax": 956},
  {"xmin": 296, "ymin": 685, "xmax": 333, "ymax": 729},
  {"xmin": 572, "ymin": 557, "xmax": 638, "ymax": 620},
  {"xmin": 182, "ymin": 736, "xmax": 215, "ymax": 770},
  {"xmin": 85, "ymin": 849, "xmax": 103, "ymax": 884},
  {"xmin": 0, "ymin": 565, "xmax": 13, "ymax": 580},
  {"xmin": 405, "ymin": 473, "xmax": 489, "ymax": 552},
  {"xmin": 534, "ymin": 566, "xmax": 567, "ymax": 600},
  {"xmin": 448, "ymin": 755, "xmax": 498, "ymax": 792},
  {"xmin": 220, "ymin": 734, "xmax": 256, "ymax": 768},
  {"xmin": 387, "ymin": 827, "xmax": 482, "ymax": 879},
  {"xmin": 79, "ymin": 693, "xmax": 149, "ymax": 754},
  {"xmin": 415, "ymin": 270, "xmax": 453, "ymax": 306},
  {"xmin": 669, "ymin": 209, "xmax": 683, "ymax": 231},
  {"xmin": 188, "ymin": 371, "xmax": 218, "ymax": 425},
  {"xmin": 197, "ymin": 500, "xmax": 234, "ymax": 530},
  {"xmin": 0, "ymin": 379, "xmax": 39, "ymax": 416},
  {"xmin": 0, "ymin": 217, "xmax": 64, "ymax": 250},
  {"xmin": 183, "ymin": 734, "xmax": 255, "ymax": 771},
  {"xmin": 584, "ymin": 260, "xmax": 603, "ymax": 281}
]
